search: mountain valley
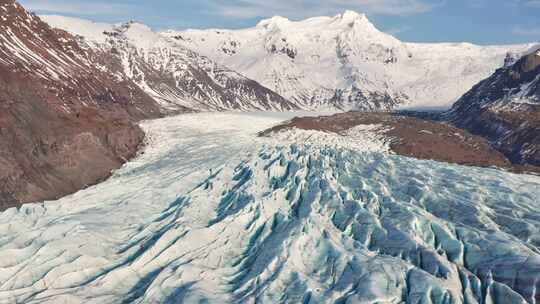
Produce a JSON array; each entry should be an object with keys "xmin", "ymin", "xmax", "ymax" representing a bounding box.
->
[{"xmin": 0, "ymin": 1, "xmax": 539, "ymax": 303}]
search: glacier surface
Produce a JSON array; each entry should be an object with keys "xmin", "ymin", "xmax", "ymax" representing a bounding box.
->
[{"xmin": 0, "ymin": 113, "xmax": 539, "ymax": 304}]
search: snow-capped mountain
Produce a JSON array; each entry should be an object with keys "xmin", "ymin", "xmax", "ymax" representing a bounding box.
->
[
  {"xmin": 167, "ymin": 11, "xmax": 533, "ymax": 110},
  {"xmin": 42, "ymin": 16, "xmax": 297, "ymax": 112},
  {"xmin": 449, "ymin": 45, "xmax": 540, "ymax": 167},
  {"xmin": 0, "ymin": 0, "xmax": 161, "ymax": 209}
]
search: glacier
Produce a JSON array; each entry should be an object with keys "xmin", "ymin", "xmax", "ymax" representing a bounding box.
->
[{"xmin": 0, "ymin": 113, "xmax": 539, "ymax": 304}]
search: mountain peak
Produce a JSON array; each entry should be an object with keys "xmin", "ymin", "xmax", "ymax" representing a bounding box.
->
[
  {"xmin": 117, "ymin": 20, "xmax": 152, "ymax": 33},
  {"xmin": 257, "ymin": 16, "xmax": 291, "ymax": 28},
  {"xmin": 256, "ymin": 11, "xmax": 370, "ymax": 29},
  {"xmin": 107, "ymin": 21, "xmax": 161, "ymax": 50},
  {"xmin": 333, "ymin": 10, "xmax": 375, "ymax": 29},
  {"xmin": 338, "ymin": 10, "xmax": 366, "ymax": 21}
]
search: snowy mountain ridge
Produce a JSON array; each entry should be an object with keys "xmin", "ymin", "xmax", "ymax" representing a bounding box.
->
[
  {"xmin": 167, "ymin": 11, "xmax": 534, "ymax": 110},
  {"xmin": 42, "ymin": 15, "xmax": 297, "ymax": 112},
  {"xmin": 42, "ymin": 12, "xmax": 535, "ymax": 111}
]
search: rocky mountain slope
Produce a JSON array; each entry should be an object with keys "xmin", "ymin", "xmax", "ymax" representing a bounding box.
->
[
  {"xmin": 449, "ymin": 46, "xmax": 540, "ymax": 168},
  {"xmin": 0, "ymin": 0, "xmax": 161, "ymax": 210},
  {"xmin": 42, "ymin": 16, "xmax": 297, "ymax": 112},
  {"xmin": 168, "ymin": 11, "xmax": 532, "ymax": 111}
]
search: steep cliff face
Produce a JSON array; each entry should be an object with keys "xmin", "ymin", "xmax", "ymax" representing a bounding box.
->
[
  {"xmin": 0, "ymin": 0, "xmax": 161, "ymax": 210},
  {"xmin": 449, "ymin": 47, "xmax": 540, "ymax": 168}
]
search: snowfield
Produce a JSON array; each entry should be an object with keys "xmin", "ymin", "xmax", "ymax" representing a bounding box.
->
[
  {"xmin": 1, "ymin": 113, "xmax": 539, "ymax": 303},
  {"xmin": 168, "ymin": 12, "xmax": 533, "ymax": 110}
]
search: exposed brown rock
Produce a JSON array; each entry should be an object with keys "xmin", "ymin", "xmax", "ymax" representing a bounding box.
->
[
  {"xmin": 520, "ymin": 50, "xmax": 540, "ymax": 74},
  {"xmin": 260, "ymin": 112, "xmax": 539, "ymax": 174},
  {"xmin": 0, "ymin": 1, "xmax": 161, "ymax": 210}
]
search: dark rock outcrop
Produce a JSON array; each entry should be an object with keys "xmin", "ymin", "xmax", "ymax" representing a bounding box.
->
[
  {"xmin": 448, "ymin": 47, "xmax": 540, "ymax": 168},
  {"xmin": 0, "ymin": 0, "xmax": 161, "ymax": 210}
]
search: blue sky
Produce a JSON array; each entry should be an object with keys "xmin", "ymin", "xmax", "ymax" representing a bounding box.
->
[{"xmin": 20, "ymin": 0, "xmax": 540, "ymax": 45}]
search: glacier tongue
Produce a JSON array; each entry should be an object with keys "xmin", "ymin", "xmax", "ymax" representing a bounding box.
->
[
  {"xmin": 0, "ymin": 113, "xmax": 539, "ymax": 303},
  {"xmin": 110, "ymin": 145, "xmax": 539, "ymax": 303}
]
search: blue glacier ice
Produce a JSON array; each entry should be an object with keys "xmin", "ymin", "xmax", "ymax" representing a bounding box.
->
[{"xmin": 0, "ymin": 113, "xmax": 538, "ymax": 304}]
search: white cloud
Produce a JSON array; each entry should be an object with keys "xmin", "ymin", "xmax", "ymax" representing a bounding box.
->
[
  {"xmin": 204, "ymin": 0, "xmax": 444, "ymax": 20},
  {"xmin": 21, "ymin": 0, "xmax": 139, "ymax": 16},
  {"xmin": 512, "ymin": 26, "xmax": 540, "ymax": 36}
]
